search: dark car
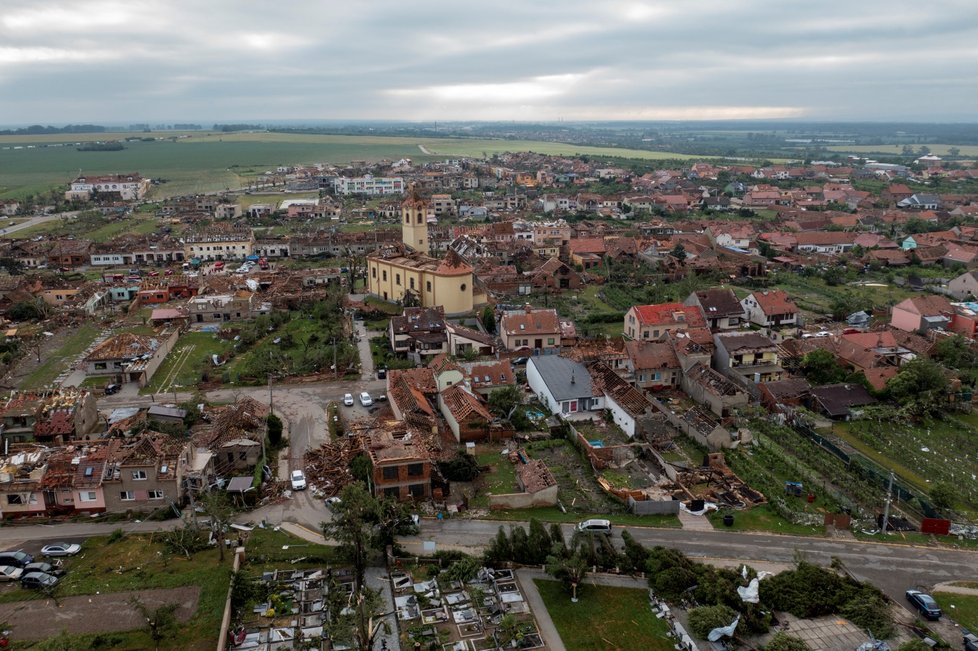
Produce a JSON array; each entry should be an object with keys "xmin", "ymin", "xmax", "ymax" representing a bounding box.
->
[
  {"xmin": 23, "ymin": 562, "xmax": 65, "ymax": 577},
  {"xmin": 376, "ymin": 368, "xmax": 387, "ymax": 380},
  {"xmin": 21, "ymin": 571, "xmax": 58, "ymax": 590},
  {"xmin": 906, "ymin": 589, "xmax": 942, "ymax": 620},
  {"xmin": 964, "ymin": 632, "xmax": 978, "ymax": 651},
  {"xmin": 0, "ymin": 550, "xmax": 33, "ymax": 568},
  {"xmin": 104, "ymin": 384, "xmax": 121, "ymax": 395},
  {"xmin": 511, "ymin": 356, "xmax": 529, "ymax": 366}
]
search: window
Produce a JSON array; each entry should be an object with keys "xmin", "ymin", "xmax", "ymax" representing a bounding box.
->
[
  {"xmin": 382, "ymin": 466, "xmax": 399, "ymax": 480},
  {"xmin": 6, "ymin": 495, "xmax": 22, "ymax": 505},
  {"xmin": 131, "ymin": 470, "xmax": 147, "ymax": 481},
  {"xmin": 547, "ymin": 338, "xmax": 555, "ymax": 346},
  {"xmin": 409, "ymin": 483, "xmax": 426, "ymax": 498},
  {"xmin": 148, "ymin": 490, "xmax": 164, "ymax": 500},
  {"xmin": 371, "ymin": 267, "xmax": 376, "ymax": 278},
  {"xmin": 120, "ymin": 491, "xmax": 135, "ymax": 501},
  {"xmin": 384, "ymin": 487, "xmax": 400, "ymax": 499},
  {"xmin": 395, "ymin": 273, "xmax": 401, "ymax": 286},
  {"xmin": 79, "ymin": 491, "xmax": 97, "ymax": 502},
  {"xmin": 426, "ymin": 281, "xmax": 432, "ymax": 292},
  {"xmin": 94, "ymin": 362, "xmax": 107, "ymax": 370},
  {"xmin": 460, "ymin": 283, "xmax": 467, "ymax": 292},
  {"xmin": 382, "ymin": 270, "xmax": 387, "ymax": 281},
  {"xmin": 407, "ymin": 463, "xmax": 424, "ymax": 477},
  {"xmin": 409, "ymin": 278, "xmax": 415, "ymax": 290}
]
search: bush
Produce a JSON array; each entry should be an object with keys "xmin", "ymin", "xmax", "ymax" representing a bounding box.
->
[
  {"xmin": 839, "ymin": 594, "xmax": 894, "ymax": 639},
  {"xmin": 688, "ymin": 604, "xmax": 738, "ymax": 639},
  {"xmin": 267, "ymin": 414, "xmax": 283, "ymax": 446},
  {"xmin": 764, "ymin": 633, "xmax": 810, "ymax": 651},
  {"xmin": 437, "ymin": 453, "xmax": 481, "ymax": 482}
]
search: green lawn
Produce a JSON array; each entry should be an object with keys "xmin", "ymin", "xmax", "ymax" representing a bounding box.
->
[
  {"xmin": 533, "ymin": 579, "xmax": 674, "ymax": 651},
  {"xmin": 708, "ymin": 505, "xmax": 826, "ymax": 536},
  {"xmin": 934, "ymin": 592, "xmax": 978, "ymax": 631},
  {"xmin": 0, "ymin": 533, "xmax": 232, "ymax": 650},
  {"xmin": 142, "ymin": 331, "xmax": 233, "ymax": 394},
  {"xmin": 20, "ymin": 324, "xmax": 100, "ymax": 389}
]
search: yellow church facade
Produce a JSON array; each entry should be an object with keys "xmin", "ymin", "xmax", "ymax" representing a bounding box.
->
[{"xmin": 366, "ymin": 189, "xmax": 485, "ymax": 315}]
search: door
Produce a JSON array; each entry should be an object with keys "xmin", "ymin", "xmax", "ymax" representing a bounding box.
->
[{"xmin": 534, "ymin": 338, "xmax": 543, "ymax": 349}]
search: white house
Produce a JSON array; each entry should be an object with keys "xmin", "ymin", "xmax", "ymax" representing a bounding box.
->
[{"xmin": 526, "ymin": 356, "xmax": 602, "ymax": 417}]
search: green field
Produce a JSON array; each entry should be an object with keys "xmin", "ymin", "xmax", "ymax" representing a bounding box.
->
[
  {"xmin": 0, "ymin": 130, "xmax": 710, "ymax": 200},
  {"xmin": 0, "ymin": 212, "xmax": 160, "ymax": 241},
  {"xmin": 20, "ymin": 324, "xmax": 100, "ymax": 389},
  {"xmin": 143, "ymin": 331, "xmax": 233, "ymax": 394},
  {"xmin": 934, "ymin": 592, "xmax": 978, "ymax": 631},
  {"xmin": 826, "ymin": 144, "xmax": 978, "ymax": 157},
  {"xmin": 533, "ymin": 579, "xmax": 674, "ymax": 651}
]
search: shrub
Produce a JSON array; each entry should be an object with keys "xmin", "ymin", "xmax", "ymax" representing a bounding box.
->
[
  {"xmin": 688, "ymin": 604, "xmax": 738, "ymax": 639},
  {"xmin": 764, "ymin": 633, "xmax": 810, "ymax": 651},
  {"xmin": 267, "ymin": 414, "xmax": 283, "ymax": 446}
]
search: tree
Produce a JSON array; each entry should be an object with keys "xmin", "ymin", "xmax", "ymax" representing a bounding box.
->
[
  {"xmin": 527, "ymin": 518, "xmax": 552, "ymax": 565},
  {"xmin": 800, "ymin": 349, "xmax": 847, "ymax": 385},
  {"xmin": 670, "ymin": 243, "xmax": 687, "ymax": 263},
  {"xmin": 885, "ymin": 359, "xmax": 949, "ymax": 416},
  {"xmin": 948, "ymin": 147, "xmax": 961, "ymax": 157},
  {"xmin": 764, "ymin": 633, "xmax": 811, "ymax": 651},
  {"xmin": 266, "ymin": 413, "xmax": 283, "ymax": 447},
  {"xmin": 443, "ymin": 556, "xmax": 481, "ymax": 583},
  {"xmin": 437, "ymin": 452, "xmax": 480, "ymax": 482},
  {"xmin": 322, "ymin": 482, "xmax": 379, "ymax": 591},
  {"xmin": 130, "ymin": 597, "xmax": 178, "ymax": 651},
  {"xmin": 487, "ymin": 385, "xmax": 522, "ymax": 419},
  {"xmin": 484, "ymin": 526, "xmax": 512, "ymax": 565},
  {"xmin": 930, "ymin": 481, "xmax": 957, "ymax": 512},
  {"xmin": 481, "ymin": 305, "xmax": 496, "ymax": 334},
  {"xmin": 933, "ymin": 334, "xmax": 977, "ymax": 369},
  {"xmin": 199, "ymin": 490, "xmax": 235, "ymax": 563},
  {"xmin": 545, "ymin": 548, "xmax": 589, "ymax": 602}
]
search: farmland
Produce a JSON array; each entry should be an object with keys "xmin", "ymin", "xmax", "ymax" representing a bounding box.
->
[
  {"xmin": 826, "ymin": 143, "xmax": 978, "ymax": 157},
  {"xmin": 0, "ymin": 130, "xmax": 708, "ymax": 201}
]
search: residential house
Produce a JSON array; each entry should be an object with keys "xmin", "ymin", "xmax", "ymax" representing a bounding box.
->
[
  {"xmin": 948, "ymin": 271, "xmax": 978, "ymax": 300},
  {"xmin": 101, "ymin": 435, "xmax": 185, "ymax": 513},
  {"xmin": 792, "ymin": 232, "xmax": 857, "ymax": 254},
  {"xmin": 685, "ymin": 288, "xmax": 745, "ymax": 331},
  {"xmin": 758, "ymin": 378, "xmax": 812, "ymax": 411},
  {"xmin": 622, "ymin": 340, "xmax": 681, "ymax": 390},
  {"xmin": 713, "ymin": 332, "xmax": 784, "ymax": 384},
  {"xmin": 191, "ymin": 397, "xmax": 268, "ymax": 476},
  {"xmin": 623, "ymin": 303, "xmax": 706, "ymax": 340},
  {"xmin": 188, "ymin": 292, "xmax": 266, "ymax": 323},
  {"xmin": 389, "ymin": 307, "xmax": 448, "ymax": 363},
  {"xmin": 65, "ymin": 173, "xmax": 150, "ymax": 201},
  {"xmin": 445, "ymin": 323, "xmax": 495, "ymax": 357},
  {"xmin": 528, "ymin": 258, "xmax": 583, "ymax": 292},
  {"xmin": 84, "ymin": 331, "xmax": 177, "ymax": 386},
  {"xmin": 681, "ymin": 362, "xmax": 749, "ymax": 417},
  {"xmin": 890, "ymin": 295, "xmax": 953, "ymax": 333},
  {"xmin": 0, "ymin": 391, "xmax": 100, "ymax": 445},
  {"xmin": 366, "ymin": 428, "xmax": 432, "ymax": 501},
  {"xmin": 527, "ymin": 356, "xmax": 601, "ymax": 417},
  {"xmin": 587, "ymin": 362, "xmax": 656, "ymax": 438},
  {"xmin": 565, "ymin": 238, "xmax": 606, "ymax": 269},
  {"xmin": 808, "ymin": 384, "xmax": 877, "ymax": 420},
  {"xmin": 897, "ymin": 193, "xmax": 941, "ymax": 210},
  {"xmin": 438, "ymin": 384, "xmax": 493, "ymax": 443},
  {"xmin": 0, "ymin": 449, "xmax": 49, "ymax": 517},
  {"xmin": 499, "ymin": 307, "xmax": 561, "ymax": 353},
  {"xmin": 183, "ymin": 230, "xmax": 255, "ymax": 261},
  {"xmin": 741, "ymin": 290, "xmax": 799, "ymax": 328},
  {"xmin": 387, "ymin": 368, "xmax": 439, "ymax": 431},
  {"xmin": 460, "ymin": 360, "xmax": 515, "ymax": 396}
]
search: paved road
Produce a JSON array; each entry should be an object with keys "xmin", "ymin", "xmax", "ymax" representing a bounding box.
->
[{"xmin": 0, "ymin": 210, "xmax": 78, "ymax": 236}]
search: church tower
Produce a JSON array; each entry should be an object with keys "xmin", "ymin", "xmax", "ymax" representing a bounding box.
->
[{"xmin": 401, "ymin": 185, "xmax": 429, "ymax": 253}]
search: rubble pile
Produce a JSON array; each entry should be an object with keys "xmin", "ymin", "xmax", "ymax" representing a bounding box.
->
[{"xmin": 302, "ymin": 437, "xmax": 362, "ymax": 497}]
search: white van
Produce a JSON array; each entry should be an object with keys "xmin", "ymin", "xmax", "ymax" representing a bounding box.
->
[{"xmin": 576, "ymin": 519, "xmax": 612, "ymax": 534}]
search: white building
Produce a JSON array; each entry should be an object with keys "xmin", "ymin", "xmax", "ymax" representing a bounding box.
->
[
  {"xmin": 65, "ymin": 174, "xmax": 150, "ymax": 201},
  {"xmin": 333, "ymin": 176, "xmax": 405, "ymax": 196},
  {"xmin": 526, "ymin": 356, "xmax": 602, "ymax": 417}
]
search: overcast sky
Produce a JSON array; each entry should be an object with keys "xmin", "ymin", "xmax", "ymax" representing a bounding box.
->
[{"xmin": 2, "ymin": 0, "xmax": 976, "ymax": 124}]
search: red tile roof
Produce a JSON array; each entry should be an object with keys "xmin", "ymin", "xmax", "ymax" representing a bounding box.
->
[{"xmin": 629, "ymin": 303, "xmax": 706, "ymax": 328}]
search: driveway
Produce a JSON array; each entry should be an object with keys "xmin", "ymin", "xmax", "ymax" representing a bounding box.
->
[{"xmin": 0, "ymin": 585, "xmax": 199, "ymax": 639}]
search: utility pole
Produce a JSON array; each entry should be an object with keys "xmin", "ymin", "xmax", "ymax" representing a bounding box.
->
[
  {"xmin": 332, "ymin": 337, "xmax": 338, "ymax": 380},
  {"xmin": 881, "ymin": 471, "xmax": 895, "ymax": 535}
]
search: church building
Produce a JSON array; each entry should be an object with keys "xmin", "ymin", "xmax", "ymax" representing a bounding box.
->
[{"xmin": 366, "ymin": 188, "xmax": 486, "ymax": 315}]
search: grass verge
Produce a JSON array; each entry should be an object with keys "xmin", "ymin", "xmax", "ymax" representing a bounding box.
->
[
  {"xmin": 934, "ymin": 592, "xmax": 978, "ymax": 631},
  {"xmin": 533, "ymin": 579, "xmax": 673, "ymax": 651},
  {"xmin": 20, "ymin": 324, "xmax": 99, "ymax": 388}
]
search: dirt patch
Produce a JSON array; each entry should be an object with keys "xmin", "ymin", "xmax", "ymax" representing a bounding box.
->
[{"xmin": 0, "ymin": 585, "xmax": 200, "ymax": 639}]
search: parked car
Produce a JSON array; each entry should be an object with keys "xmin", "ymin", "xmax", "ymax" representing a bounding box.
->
[
  {"xmin": 325, "ymin": 496, "xmax": 342, "ymax": 508},
  {"xmin": 376, "ymin": 368, "xmax": 387, "ymax": 380},
  {"xmin": 906, "ymin": 589, "xmax": 942, "ymax": 620},
  {"xmin": 20, "ymin": 571, "xmax": 59, "ymax": 590},
  {"xmin": 104, "ymin": 384, "xmax": 121, "ymax": 396},
  {"xmin": 343, "ymin": 393, "xmax": 355, "ymax": 406},
  {"xmin": 40, "ymin": 543, "xmax": 81, "ymax": 558},
  {"xmin": 964, "ymin": 632, "xmax": 978, "ymax": 651},
  {"xmin": 0, "ymin": 551, "xmax": 33, "ymax": 568},
  {"xmin": 0, "ymin": 566, "xmax": 23, "ymax": 582},
  {"xmin": 359, "ymin": 392, "xmax": 373, "ymax": 407},
  {"xmin": 512, "ymin": 356, "xmax": 529, "ymax": 366},
  {"xmin": 374, "ymin": 394, "xmax": 387, "ymax": 402},
  {"xmin": 290, "ymin": 470, "xmax": 307, "ymax": 491},
  {"xmin": 576, "ymin": 519, "xmax": 612, "ymax": 535},
  {"xmin": 23, "ymin": 562, "xmax": 64, "ymax": 578}
]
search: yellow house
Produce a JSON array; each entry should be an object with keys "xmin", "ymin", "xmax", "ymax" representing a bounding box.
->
[{"xmin": 367, "ymin": 189, "xmax": 485, "ymax": 315}]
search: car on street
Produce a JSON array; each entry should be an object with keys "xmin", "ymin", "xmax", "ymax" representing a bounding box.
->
[
  {"xmin": 325, "ymin": 496, "xmax": 342, "ymax": 508},
  {"xmin": 512, "ymin": 356, "xmax": 529, "ymax": 366},
  {"xmin": 359, "ymin": 392, "xmax": 373, "ymax": 407},
  {"xmin": 21, "ymin": 571, "xmax": 59, "ymax": 590},
  {"xmin": 343, "ymin": 393, "xmax": 355, "ymax": 406},
  {"xmin": 906, "ymin": 589, "xmax": 942, "ymax": 620},
  {"xmin": 0, "ymin": 566, "xmax": 23, "ymax": 582},
  {"xmin": 964, "ymin": 632, "xmax": 978, "ymax": 651},
  {"xmin": 376, "ymin": 368, "xmax": 387, "ymax": 379},
  {"xmin": 290, "ymin": 470, "xmax": 307, "ymax": 491},
  {"xmin": 23, "ymin": 562, "xmax": 64, "ymax": 577},
  {"xmin": 40, "ymin": 543, "xmax": 81, "ymax": 558},
  {"xmin": 576, "ymin": 519, "xmax": 613, "ymax": 534},
  {"xmin": 104, "ymin": 383, "xmax": 121, "ymax": 395}
]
